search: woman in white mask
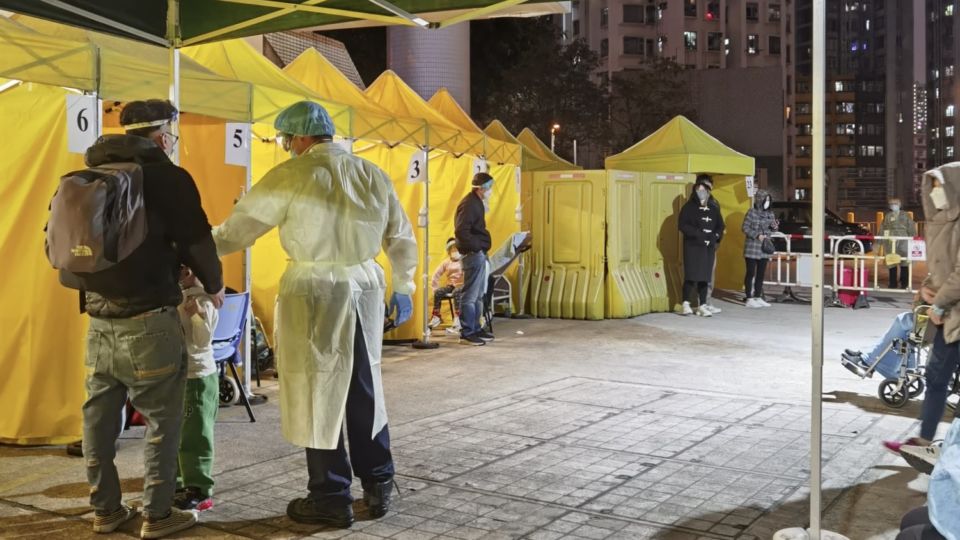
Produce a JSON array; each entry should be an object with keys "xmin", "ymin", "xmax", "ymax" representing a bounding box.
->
[
  {"xmin": 678, "ymin": 176, "xmax": 725, "ymax": 316},
  {"xmin": 881, "ymin": 197, "xmax": 917, "ymax": 289},
  {"xmin": 741, "ymin": 189, "xmax": 779, "ymax": 308}
]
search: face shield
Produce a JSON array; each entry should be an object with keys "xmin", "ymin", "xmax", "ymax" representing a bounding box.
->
[{"xmin": 278, "ymin": 132, "xmax": 294, "ymax": 153}]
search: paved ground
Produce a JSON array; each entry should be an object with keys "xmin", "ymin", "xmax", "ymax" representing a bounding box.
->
[{"xmin": 0, "ymin": 290, "xmax": 951, "ymax": 539}]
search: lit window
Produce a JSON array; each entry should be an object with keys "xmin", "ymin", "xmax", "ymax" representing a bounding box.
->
[
  {"xmin": 948, "ymin": 104, "xmax": 956, "ymax": 117},
  {"xmin": 768, "ymin": 3, "xmax": 781, "ymax": 21},
  {"xmin": 724, "ymin": 37, "xmax": 731, "ymax": 55},
  {"xmin": 948, "ymin": 146, "xmax": 955, "ymax": 157},
  {"xmin": 948, "ymin": 65, "xmax": 956, "ymax": 77},
  {"xmin": 947, "ymin": 126, "xmax": 955, "ymax": 137},
  {"xmin": 947, "ymin": 4, "xmax": 955, "ymax": 16},
  {"xmin": 835, "ymin": 81, "xmax": 844, "ymax": 92},
  {"xmin": 865, "ymin": 18, "xmax": 870, "ymax": 30},
  {"xmin": 747, "ymin": 34, "xmax": 759, "ymax": 54},
  {"xmin": 684, "ymin": 31, "xmax": 698, "ymax": 50},
  {"xmin": 658, "ymin": 35, "xmax": 667, "ymax": 53}
]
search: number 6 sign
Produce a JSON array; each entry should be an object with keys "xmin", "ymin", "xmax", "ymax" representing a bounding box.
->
[
  {"xmin": 224, "ymin": 122, "xmax": 251, "ymax": 167},
  {"xmin": 66, "ymin": 94, "xmax": 99, "ymax": 154}
]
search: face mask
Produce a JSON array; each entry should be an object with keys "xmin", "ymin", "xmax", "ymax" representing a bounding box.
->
[
  {"xmin": 889, "ymin": 204, "xmax": 900, "ymax": 213},
  {"xmin": 930, "ymin": 186, "xmax": 950, "ymax": 210},
  {"xmin": 697, "ymin": 189, "xmax": 709, "ymax": 204},
  {"xmin": 762, "ymin": 199, "xmax": 770, "ymax": 210}
]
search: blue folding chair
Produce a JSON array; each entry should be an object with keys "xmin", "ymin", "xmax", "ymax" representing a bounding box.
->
[{"xmin": 213, "ymin": 292, "xmax": 255, "ymax": 422}]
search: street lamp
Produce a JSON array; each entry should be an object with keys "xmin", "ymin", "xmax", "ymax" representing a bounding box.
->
[{"xmin": 550, "ymin": 123, "xmax": 560, "ymax": 152}]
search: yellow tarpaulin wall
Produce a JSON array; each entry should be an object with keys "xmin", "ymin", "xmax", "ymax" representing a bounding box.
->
[
  {"xmin": 605, "ymin": 116, "xmax": 755, "ymax": 293},
  {"xmin": 0, "ymin": 83, "xmax": 87, "ymax": 444}
]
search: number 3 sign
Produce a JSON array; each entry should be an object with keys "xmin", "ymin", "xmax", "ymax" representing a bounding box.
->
[
  {"xmin": 66, "ymin": 94, "xmax": 99, "ymax": 154},
  {"xmin": 407, "ymin": 149, "xmax": 427, "ymax": 183},
  {"xmin": 225, "ymin": 123, "xmax": 251, "ymax": 167}
]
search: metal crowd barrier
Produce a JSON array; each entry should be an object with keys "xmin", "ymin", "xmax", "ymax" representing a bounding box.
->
[{"xmin": 762, "ymin": 233, "xmax": 926, "ymax": 307}]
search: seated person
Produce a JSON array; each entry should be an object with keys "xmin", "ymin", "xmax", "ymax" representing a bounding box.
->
[
  {"xmin": 429, "ymin": 238, "xmax": 463, "ymax": 331},
  {"xmin": 896, "ymin": 418, "xmax": 960, "ymax": 540},
  {"xmin": 842, "ymin": 310, "xmax": 924, "ymax": 380}
]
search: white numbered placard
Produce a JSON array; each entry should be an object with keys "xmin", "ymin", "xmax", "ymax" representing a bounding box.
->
[
  {"xmin": 910, "ymin": 239, "xmax": 927, "ymax": 261},
  {"xmin": 224, "ymin": 123, "xmax": 251, "ymax": 167},
  {"xmin": 745, "ymin": 175, "xmax": 756, "ymax": 197},
  {"xmin": 515, "ymin": 166, "xmax": 522, "ymax": 194},
  {"xmin": 407, "ymin": 149, "xmax": 427, "ymax": 183},
  {"xmin": 66, "ymin": 94, "xmax": 99, "ymax": 154},
  {"xmin": 473, "ymin": 157, "xmax": 488, "ymax": 176}
]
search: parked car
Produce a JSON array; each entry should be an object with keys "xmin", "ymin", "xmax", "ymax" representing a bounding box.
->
[{"xmin": 769, "ymin": 201, "xmax": 873, "ymax": 254}]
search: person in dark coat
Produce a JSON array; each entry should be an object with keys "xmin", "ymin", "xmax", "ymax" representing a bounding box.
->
[
  {"xmin": 679, "ymin": 175, "xmax": 725, "ymax": 316},
  {"xmin": 742, "ymin": 189, "xmax": 778, "ymax": 308}
]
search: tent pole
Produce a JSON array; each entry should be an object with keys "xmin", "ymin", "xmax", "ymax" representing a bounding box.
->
[
  {"xmin": 413, "ymin": 140, "xmax": 439, "ymax": 350},
  {"xmin": 167, "ymin": 0, "xmax": 180, "ymax": 165}
]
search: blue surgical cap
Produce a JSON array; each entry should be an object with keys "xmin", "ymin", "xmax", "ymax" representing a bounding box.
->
[{"xmin": 274, "ymin": 101, "xmax": 335, "ymax": 137}]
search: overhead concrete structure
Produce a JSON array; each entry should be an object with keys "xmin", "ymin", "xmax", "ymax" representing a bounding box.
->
[{"xmin": 388, "ymin": 23, "xmax": 471, "ymax": 112}]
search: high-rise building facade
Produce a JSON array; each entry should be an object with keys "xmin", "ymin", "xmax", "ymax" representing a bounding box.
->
[
  {"xmin": 791, "ymin": 0, "xmax": 919, "ymax": 213},
  {"xmin": 927, "ymin": 0, "xmax": 959, "ymax": 171}
]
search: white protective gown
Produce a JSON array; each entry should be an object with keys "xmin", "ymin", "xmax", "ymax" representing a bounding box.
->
[{"xmin": 213, "ymin": 142, "xmax": 417, "ymax": 449}]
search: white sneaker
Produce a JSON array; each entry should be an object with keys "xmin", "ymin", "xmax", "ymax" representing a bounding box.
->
[
  {"xmin": 695, "ymin": 305, "xmax": 713, "ymax": 317},
  {"xmin": 140, "ymin": 508, "xmax": 198, "ymax": 539},
  {"xmin": 681, "ymin": 301, "xmax": 693, "ymax": 316},
  {"xmin": 445, "ymin": 325, "xmax": 462, "ymax": 336},
  {"xmin": 900, "ymin": 443, "xmax": 940, "ymax": 475},
  {"xmin": 428, "ymin": 315, "xmax": 441, "ymax": 329},
  {"xmin": 745, "ymin": 298, "xmax": 762, "ymax": 308},
  {"xmin": 704, "ymin": 304, "xmax": 722, "ymax": 314},
  {"xmin": 756, "ymin": 298, "xmax": 772, "ymax": 307}
]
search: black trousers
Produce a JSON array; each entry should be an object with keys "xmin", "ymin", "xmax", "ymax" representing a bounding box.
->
[
  {"xmin": 889, "ymin": 265, "xmax": 910, "ymax": 289},
  {"xmin": 896, "ymin": 507, "xmax": 946, "ymax": 540},
  {"xmin": 305, "ymin": 318, "xmax": 394, "ymax": 506},
  {"xmin": 683, "ymin": 280, "xmax": 708, "ymax": 306},
  {"xmin": 744, "ymin": 258, "xmax": 769, "ymax": 299}
]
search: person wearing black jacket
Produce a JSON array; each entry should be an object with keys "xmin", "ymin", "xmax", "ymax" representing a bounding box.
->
[
  {"xmin": 679, "ymin": 175, "xmax": 725, "ymax": 317},
  {"xmin": 76, "ymin": 100, "xmax": 223, "ymax": 539},
  {"xmin": 454, "ymin": 172, "xmax": 495, "ymax": 346}
]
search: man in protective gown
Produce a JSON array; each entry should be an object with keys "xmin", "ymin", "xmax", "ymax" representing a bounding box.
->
[{"xmin": 213, "ymin": 101, "xmax": 418, "ymax": 528}]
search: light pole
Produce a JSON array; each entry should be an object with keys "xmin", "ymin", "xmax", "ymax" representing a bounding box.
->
[{"xmin": 550, "ymin": 123, "xmax": 560, "ymax": 152}]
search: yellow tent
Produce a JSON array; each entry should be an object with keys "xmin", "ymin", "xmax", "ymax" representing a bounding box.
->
[
  {"xmin": 284, "ymin": 48, "xmax": 426, "ymax": 146},
  {"xmin": 604, "ymin": 115, "xmax": 754, "ymax": 175},
  {"xmin": 517, "ymin": 127, "xmax": 578, "ymax": 171},
  {"xmin": 604, "ymin": 116, "xmax": 755, "ymax": 294},
  {"xmin": 429, "ymin": 88, "xmax": 521, "ymax": 166}
]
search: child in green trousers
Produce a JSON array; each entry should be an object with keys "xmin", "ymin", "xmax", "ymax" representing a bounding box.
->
[{"xmin": 174, "ymin": 267, "xmax": 220, "ymax": 512}]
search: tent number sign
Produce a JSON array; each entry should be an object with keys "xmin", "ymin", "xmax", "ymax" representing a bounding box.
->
[
  {"xmin": 224, "ymin": 123, "xmax": 251, "ymax": 167},
  {"xmin": 407, "ymin": 149, "xmax": 427, "ymax": 183},
  {"xmin": 66, "ymin": 94, "xmax": 99, "ymax": 155}
]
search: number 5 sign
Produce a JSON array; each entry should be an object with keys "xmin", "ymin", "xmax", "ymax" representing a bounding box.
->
[
  {"xmin": 224, "ymin": 123, "xmax": 251, "ymax": 167},
  {"xmin": 66, "ymin": 94, "xmax": 99, "ymax": 154}
]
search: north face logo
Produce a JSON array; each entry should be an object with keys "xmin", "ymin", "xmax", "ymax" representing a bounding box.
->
[{"xmin": 71, "ymin": 245, "xmax": 93, "ymax": 257}]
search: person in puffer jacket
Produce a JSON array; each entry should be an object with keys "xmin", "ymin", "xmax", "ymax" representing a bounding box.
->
[{"xmin": 741, "ymin": 189, "xmax": 778, "ymax": 308}]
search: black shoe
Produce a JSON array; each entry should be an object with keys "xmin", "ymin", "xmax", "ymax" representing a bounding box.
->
[
  {"xmin": 460, "ymin": 334, "xmax": 486, "ymax": 346},
  {"xmin": 286, "ymin": 497, "xmax": 353, "ymax": 527},
  {"xmin": 362, "ymin": 479, "xmax": 397, "ymax": 519},
  {"xmin": 477, "ymin": 331, "xmax": 495, "ymax": 342},
  {"xmin": 174, "ymin": 487, "xmax": 214, "ymax": 511}
]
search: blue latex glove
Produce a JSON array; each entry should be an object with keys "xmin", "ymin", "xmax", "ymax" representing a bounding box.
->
[{"xmin": 389, "ymin": 293, "xmax": 413, "ymax": 326}]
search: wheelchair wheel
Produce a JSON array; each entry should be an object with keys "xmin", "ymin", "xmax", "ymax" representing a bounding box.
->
[
  {"xmin": 879, "ymin": 378, "xmax": 910, "ymax": 408},
  {"xmin": 220, "ymin": 376, "xmax": 240, "ymax": 406},
  {"xmin": 907, "ymin": 377, "xmax": 926, "ymax": 399}
]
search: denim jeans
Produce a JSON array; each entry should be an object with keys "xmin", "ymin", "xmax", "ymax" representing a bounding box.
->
[
  {"xmin": 863, "ymin": 311, "xmax": 916, "ymax": 380},
  {"xmin": 921, "ymin": 327, "xmax": 960, "ymax": 441},
  {"xmin": 83, "ymin": 308, "xmax": 187, "ymax": 519},
  {"xmin": 459, "ymin": 252, "xmax": 486, "ymax": 337},
  {"xmin": 305, "ymin": 318, "xmax": 394, "ymax": 505}
]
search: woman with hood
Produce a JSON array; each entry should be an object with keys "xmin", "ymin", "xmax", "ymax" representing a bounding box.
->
[
  {"xmin": 679, "ymin": 175, "xmax": 725, "ymax": 316},
  {"xmin": 741, "ymin": 189, "xmax": 778, "ymax": 308}
]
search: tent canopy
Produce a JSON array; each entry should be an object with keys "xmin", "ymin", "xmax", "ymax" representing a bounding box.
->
[
  {"xmin": 0, "ymin": 1, "xmax": 561, "ymax": 47},
  {"xmin": 366, "ymin": 70, "xmax": 481, "ymax": 154},
  {"xmin": 429, "ymin": 89, "xmax": 520, "ymax": 165},
  {"xmin": 604, "ymin": 115, "xmax": 755, "ymax": 175},
  {"xmin": 0, "ymin": 16, "xmax": 252, "ymax": 121},
  {"xmin": 517, "ymin": 127, "xmax": 579, "ymax": 171},
  {"xmin": 482, "ymin": 119, "xmax": 523, "ymax": 166},
  {"xmin": 284, "ymin": 47, "xmax": 427, "ymax": 146},
  {"xmin": 183, "ymin": 38, "xmax": 347, "ymax": 128}
]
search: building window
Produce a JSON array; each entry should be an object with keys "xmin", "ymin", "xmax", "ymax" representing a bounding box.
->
[
  {"xmin": 746, "ymin": 2, "xmax": 759, "ymax": 21},
  {"xmin": 948, "ymin": 104, "xmax": 956, "ymax": 117},
  {"xmin": 769, "ymin": 3, "xmax": 781, "ymax": 21},
  {"xmin": 684, "ymin": 31, "xmax": 698, "ymax": 50},
  {"xmin": 798, "ymin": 123, "xmax": 812, "ymax": 135},
  {"xmin": 798, "ymin": 145, "xmax": 811, "ymax": 157},
  {"xmin": 948, "ymin": 65, "xmax": 956, "ymax": 77},
  {"xmin": 724, "ymin": 37, "xmax": 731, "ymax": 55},
  {"xmin": 747, "ymin": 34, "xmax": 759, "ymax": 54},
  {"xmin": 624, "ymin": 4, "xmax": 645, "ymax": 23},
  {"xmin": 769, "ymin": 35, "xmax": 781, "ymax": 54},
  {"xmin": 838, "ymin": 144, "xmax": 856, "ymax": 157},
  {"xmin": 685, "ymin": 0, "xmax": 697, "ymax": 17},
  {"xmin": 624, "ymin": 36, "xmax": 644, "ymax": 55},
  {"xmin": 600, "ymin": 38, "xmax": 609, "ymax": 57},
  {"xmin": 708, "ymin": 32, "xmax": 723, "ymax": 51},
  {"xmin": 836, "ymin": 102, "xmax": 855, "ymax": 114},
  {"xmin": 836, "ymin": 123, "xmax": 857, "ymax": 135},
  {"xmin": 573, "ymin": 19, "xmax": 580, "ymax": 35},
  {"xmin": 646, "ymin": 4, "xmax": 657, "ymax": 22},
  {"xmin": 797, "ymin": 103, "xmax": 811, "ymax": 114},
  {"xmin": 601, "ymin": 7, "xmax": 609, "ymax": 27},
  {"xmin": 706, "ymin": 1, "xmax": 720, "ymax": 20},
  {"xmin": 949, "ymin": 146, "xmax": 956, "ymax": 157},
  {"xmin": 658, "ymin": 35, "xmax": 667, "ymax": 53},
  {"xmin": 646, "ymin": 38, "xmax": 655, "ymax": 57},
  {"xmin": 947, "ymin": 126, "xmax": 955, "ymax": 137},
  {"xmin": 947, "ymin": 4, "xmax": 955, "ymax": 16}
]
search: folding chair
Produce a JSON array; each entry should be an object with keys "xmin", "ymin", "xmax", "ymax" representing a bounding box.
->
[
  {"xmin": 482, "ymin": 232, "xmax": 533, "ymax": 333},
  {"xmin": 213, "ymin": 293, "xmax": 256, "ymax": 423}
]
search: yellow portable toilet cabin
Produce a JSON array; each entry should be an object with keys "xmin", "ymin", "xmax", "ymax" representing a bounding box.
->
[{"xmin": 605, "ymin": 116, "xmax": 756, "ymax": 310}]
